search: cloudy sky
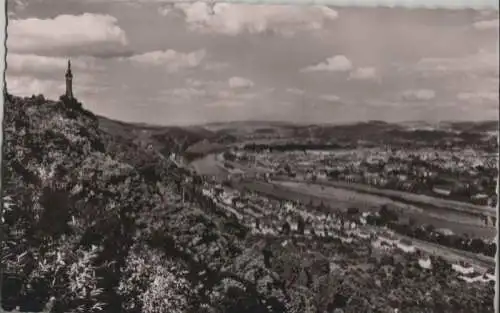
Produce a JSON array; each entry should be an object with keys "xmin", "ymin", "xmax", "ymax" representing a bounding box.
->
[{"xmin": 5, "ymin": 0, "xmax": 499, "ymax": 125}]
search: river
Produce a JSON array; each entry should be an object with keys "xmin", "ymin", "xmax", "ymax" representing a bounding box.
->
[
  {"xmin": 189, "ymin": 153, "xmax": 496, "ymax": 239},
  {"xmin": 189, "ymin": 153, "xmax": 229, "ymax": 178}
]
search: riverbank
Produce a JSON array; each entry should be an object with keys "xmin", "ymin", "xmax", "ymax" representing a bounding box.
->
[{"xmin": 189, "ymin": 153, "xmax": 496, "ymax": 239}]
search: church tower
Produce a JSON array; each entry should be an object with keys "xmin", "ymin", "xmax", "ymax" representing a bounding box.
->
[{"xmin": 65, "ymin": 59, "xmax": 73, "ymax": 99}]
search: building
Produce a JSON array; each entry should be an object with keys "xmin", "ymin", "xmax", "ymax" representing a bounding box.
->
[
  {"xmin": 471, "ymin": 193, "xmax": 488, "ymax": 205},
  {"xmin": 65, "ymin": 59, "xmax": 74, "ymax": 99},
  {"xmin": 396, "ymin": 238, "xmax": 416, "ymax": 253},
  {"xmin": 418, "ymin": 257, "xmax": 432, "ymax": 270},
  {"xmin": 432, "ymin": 186, "xmax": 452, "ymax": 196},
  {"xmin": 452, "ymin": 262, "xmax": 474, "ymax": 275}
]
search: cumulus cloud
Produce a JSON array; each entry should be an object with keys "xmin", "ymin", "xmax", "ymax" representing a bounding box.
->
[
  {"xmin": 67, "ymin": 0, "xmax": 500, "ymax": 10},
  {"xmin": 7, "ymin": 53, "xmax": 100, "ymax": 75},
  {"xmin": 457, "ymin": 92, "xmax": 499, "ymax": 102},
  {"xmin": 473, "ymin": 19, "xmax": 499, "ymax": 30},
  {"xmin": 204, "ymin": 62, "xmax": 229, "ymax": 71},
  {"xmin": 217, "ymin": 89, "xmax": 266, "ymax": 100},
  {"xmin": 8, "ymin": 0, "xmax": 28, "ymax": 18},
  {"xmin": 414, "ymin": 50, "xmax": 499, "ymax": 76},
  {"xmin": 319, "ymin": 94, "xmax": 341, "ymax": 102},
  {"xmin": 301, "ymin": 55, "xmax": 353, "ymax": 72},
  {"xmin": 348, "ymin": 67, "xmax": 378, "ymax": 80},
  {"xmin": 8, "ymin": 13, "xmax": 128, "ymax": 55},
  {"xmin": 6, "ymin": 73, "xmax": 105, "ymax": 99},
  {"xmin": 156, "ymin": 85, "xmax": 224, "ymax": 104},
  {"xmin": 364, "ymin": 100, "xmax": 402, "ymax": 108},
  {"xmin": 185, "ymin": 78, "xmax": 216, "ymax": 88},
  {"xmin": 228, "ymin": 76, "xmax": 255, "ymax": 89},
  {"xmin": 11, "ymin": 0, "xmax": 28, "ymax": 10},
  {"xmin": 159, "ymin": 78, "xmax": 267, "ymax": 106},
  {"xmin": 286, "ymin": 88, "xmax": 306, "ymax": 95},
  {"xmin": 158, "ymin": 5, "xmax": 173, "ymax": 16},
  {"xmin": 205, "ymin": 100, "xmax": 245, "ymax": 108},
  {"xmin": 6, "ymin": 75, "xmax": 64, "ymax": 98},
  {"xmin": 401, "ymin": 89, "xmax": 436, "ymax": 101},
  {"xmin": 170, "ymin": 3, "xmax": 338, "ymax": 36},
  {"xmin": 160, "ymin": 88, "xmax": 207, "ymax": 99},
  {"xmin": 128, "ymin": 49, "xmax": 206, "ymax": 72}
]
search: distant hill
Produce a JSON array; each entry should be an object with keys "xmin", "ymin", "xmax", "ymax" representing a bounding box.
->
[
  {"xmin": 398, "ymin": 120, "xmax": 498, "ymax": 133},
  {"xmin": 97, "ymin": 118, "xmax": 498, "ymax": 156},
  {"xmin": 446, "ymin": 121, "xmax": 498, "ymax": 133},
  {"xmin": 202, "ymin": 120, "xmax": 298, "ymax": 131}
]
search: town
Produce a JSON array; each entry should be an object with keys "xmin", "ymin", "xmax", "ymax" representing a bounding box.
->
[
  {"xmin": 222, "ymin": 146, "xmax": 498, "ymax": 208},
  {"xmin": 190, "ymin": 175, "xmax": 496, "ymax": 285},
  {"xmin": 4, "ymin": 2, "xmax": 498, "ymax": 312}
]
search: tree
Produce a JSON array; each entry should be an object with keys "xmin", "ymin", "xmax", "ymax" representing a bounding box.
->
[
  {"xmin": 379, "ymin": 205, "xmax": 398, "ymax": 224},
  {"xmin": 282, "ymin": 222, "xmax": 291, "ymax": 235},
  {"xmin": 64, "ymin": 245, "xmax": 106, "ymax": 313},
  {"xmin": 118, "ymin": 246, "xmax": 192, "ymax": 313},
  {"xmin": 284, "ymin": 164, "xmax": 292, "ymax": 174},
  {"xmin": 424, "ymin": 224, "xmax": 435, "ymax": 234},
  {"xmin": 59, "ymin": 94, "xmax": 83, "ymax": 111},
  {"xmin": 469, "ymin": 238, "xmax": 485, "ymax": 254},
  {"xmin": 140, "ymin": 267, "xmax": 191, "ymax": 313},
  {"xmin": 262, "ymin": 247, "xmax": 273, "ymax": 269},
  {"xmin": 38, "ymin": 186, "xmax": 72, "ymax": 238},
  {"xmin": 297, "ymin": 217, "xmax": 306, "ymax": 235},
  {"xmin": 255, "ymin": 219, "xmax": 261, "ymax": 230},
  {"xmin": 346, "ymin": 207, "xmax": 359, "ymax": 216}
]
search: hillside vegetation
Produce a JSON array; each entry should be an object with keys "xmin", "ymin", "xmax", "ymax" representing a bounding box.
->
[
  {"xmin": 1, "ymin": 94, "xmax": 495, "ymax": 313},
  {"xmin": 0, "ymin": 94, "xmax": 288, "ymax": 313}
]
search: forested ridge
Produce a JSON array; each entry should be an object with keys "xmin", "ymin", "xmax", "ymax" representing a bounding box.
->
[{"xmin": 0, "ymin": 94, "xmax": 288, "ymax": 313}]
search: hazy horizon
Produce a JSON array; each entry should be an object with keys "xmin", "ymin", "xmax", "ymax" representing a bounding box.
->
[
  {"xmin": 98, "ymin": 114, "xmax": 499, "ymax": 128},
  {"xmin": 6, "ymin": 0, "xmax": 499, "ymax": 125}
]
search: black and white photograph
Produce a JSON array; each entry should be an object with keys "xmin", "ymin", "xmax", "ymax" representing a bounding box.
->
[{"xmin": 1, "ymin": 0, "xmax": 499, "ymax": 312}]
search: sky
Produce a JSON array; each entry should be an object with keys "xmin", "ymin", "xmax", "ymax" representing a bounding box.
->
[{"xmin": 4, "ymin": 0, "xmax": 499, "ymax": 125}]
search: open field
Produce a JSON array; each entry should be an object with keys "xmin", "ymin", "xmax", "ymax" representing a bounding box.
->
[{"xmin": 296, "ymin": 179, "xmax": 497, "ymax": 217}]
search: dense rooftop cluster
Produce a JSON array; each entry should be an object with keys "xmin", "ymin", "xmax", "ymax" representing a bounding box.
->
[{"xmin": 228, "ymin": 146, "xmax": 498, "ymax": 207}]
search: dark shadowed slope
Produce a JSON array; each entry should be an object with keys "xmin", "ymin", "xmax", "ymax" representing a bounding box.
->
[
  {"xmin": 0, "ymin": 94, "xmax": 289, "ymax": 313},
  {"xmin": 97, "ymin": 115, "xmax": 216, "ymax": 156}
]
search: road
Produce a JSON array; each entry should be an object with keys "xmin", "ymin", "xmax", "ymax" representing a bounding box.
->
[{"xmin": 378, "ymin": 228, "xmax": 495, "ymax": 270}]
